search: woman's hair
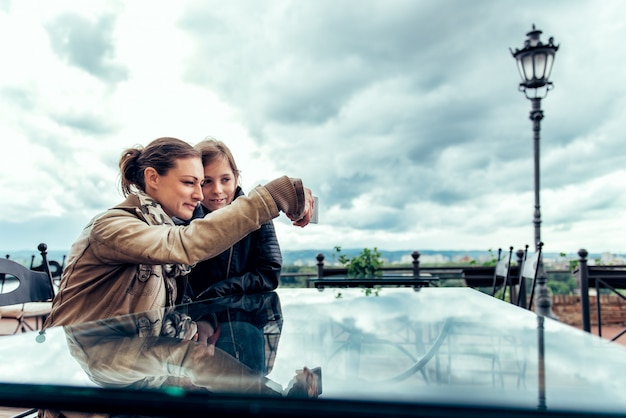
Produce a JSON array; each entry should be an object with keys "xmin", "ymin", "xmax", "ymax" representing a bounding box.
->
[
  {"xmin": 118, "ymin": 137, "xmax": 201, "ymax": 196},
  {"xmin": 194, "ymin": 138, "xmax": 241, "ymax": 183}
]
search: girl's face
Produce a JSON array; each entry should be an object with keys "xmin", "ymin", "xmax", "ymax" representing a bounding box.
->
[
  {"xmin": 147, "ymin": 156, "xmax": 204, "ymax": 220},
  {"xmin": 201, "ymin": 156, "xmax": 237, "ymax": 212}
]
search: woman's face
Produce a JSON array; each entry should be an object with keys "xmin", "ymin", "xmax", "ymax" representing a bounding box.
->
[
  {"xmin": 147, "ymin": 156, "xmax": 204, "ymax": 220},
  {"xmin": 201, "ymin": 156, "xmax": 237, "ymax": 212}
]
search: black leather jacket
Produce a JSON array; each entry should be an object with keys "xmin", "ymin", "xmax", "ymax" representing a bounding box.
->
[{"xmin": 182, "ymin": 187, "xmax": 282, "ymax": 300}]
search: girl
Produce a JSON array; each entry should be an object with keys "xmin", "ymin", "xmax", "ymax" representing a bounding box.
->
[{"xmin": 180, "ymin": 139, "xmax": 282, "ymax": 300}]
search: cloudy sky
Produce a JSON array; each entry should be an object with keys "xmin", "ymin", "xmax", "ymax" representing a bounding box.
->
[{"xmin": 1, "ymin": 0, "xmax": 625, "ymax": 256}]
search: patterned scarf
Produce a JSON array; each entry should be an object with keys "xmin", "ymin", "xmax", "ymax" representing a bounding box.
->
[{"xmin": 135, "ymin": 190, "xmax": 192, "ymax": 306}]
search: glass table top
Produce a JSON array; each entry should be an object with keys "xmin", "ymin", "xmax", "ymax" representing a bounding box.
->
[{"xmin": 1, "ymin": 287, "xmax": 625, "ymax": 417}]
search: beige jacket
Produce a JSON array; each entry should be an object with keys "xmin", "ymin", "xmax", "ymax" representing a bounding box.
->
[{"xmin": 44, "ymin": 185, "xmax": 279, "ymax": 328}]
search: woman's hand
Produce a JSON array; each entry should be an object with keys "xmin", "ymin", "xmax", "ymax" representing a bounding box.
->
[
  {"xmin": 289, "ymin": 187, "xmax": 314, "ymax": 227},
  {"xmin": 284, "ymin": 366, "xmax": 321, "ymax": 398},
  {"xmin": 192, "ymin": 320, "xmax": 217, "ymax": 355}
]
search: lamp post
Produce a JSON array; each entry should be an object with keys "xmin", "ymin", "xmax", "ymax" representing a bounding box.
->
[{"xmin": 510, "ymin": 24, "xmax": 559, "ymax": 318}]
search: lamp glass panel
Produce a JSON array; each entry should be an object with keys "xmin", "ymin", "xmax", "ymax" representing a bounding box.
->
[
  {"xmin": 544, "ymin": 53, "xmax": 555, "ymax": 80},
  {"xmin": 533, "ymin": 52, "xmax": 547, "ymax": 80},
  {"xmin": 516, "ymin": 60, "xmax": 525, "ymax": 82},
  {"xmin": 521, "ymin": 54, "xmax": 534, "ymax": 82}
]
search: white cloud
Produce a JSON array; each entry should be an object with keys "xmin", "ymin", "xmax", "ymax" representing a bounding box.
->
[{"xmin": 1, "ymin": 0, "xmax": 625, "ymax": 256}]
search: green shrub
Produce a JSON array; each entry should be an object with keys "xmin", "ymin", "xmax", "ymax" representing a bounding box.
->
[{"xmin": 334, "ymin": 246, "xmax": 383, "ymax": 278}]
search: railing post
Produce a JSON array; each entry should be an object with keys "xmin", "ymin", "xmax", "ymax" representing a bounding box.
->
[
  {"xmin": 38, "ymin": 243, "xmax": 54, "ymax": 291},
  {"xmin": 412, "ymin": 251, "xmax": 420, "ymax": 278},
  {"xmin": 316, "ymin": 253, "xmax": 325, "ymax": 279},
  {"xmin": 578, "ymin": 249, "xmax": 591, "ymax": 333},
  {"xmin": 305, "ymin": 253, "xmax": 327, "ymax": 288}
]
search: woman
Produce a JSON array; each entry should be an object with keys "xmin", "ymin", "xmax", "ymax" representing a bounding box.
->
[
  {"xmin": 179, "ymin": 139, "xmax": 282, "ymax": 300},
  {"xmin": 44, "ymin": 137, "xmax": 313, "ymax": 330}
]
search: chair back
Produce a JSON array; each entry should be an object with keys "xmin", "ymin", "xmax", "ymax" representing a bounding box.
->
[
  {"xmin": 32, "ymin": 259, "xmax": 63, "ymax": 282},
  {"xmin": 491, "ymin": 247, "xmax": 513, "ymax": 299},
  {"xmin": 0, "ymin": 245, "xmax": 55, "ymax": 306},
  {"xmin": 522, "ymin": 242, "xmax": 543, "ymax": 310}
]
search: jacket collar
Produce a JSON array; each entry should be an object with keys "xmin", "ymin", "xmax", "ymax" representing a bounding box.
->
[{"xmin": 114, "ymin": 191, "xmax": 175, "ymax": 226}]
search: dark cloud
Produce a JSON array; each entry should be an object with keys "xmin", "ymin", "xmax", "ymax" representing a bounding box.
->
[
  {"xmin": 19, "ymin": 124, "xmax": 88, "ymax": 163},
  {"xmin": 326, "ymin": 172, "xmax": 374, "ymax": 209},
  {"xmin": 4, "ymin": 118, "xmax": 121, "ymax": 215},
  {"xmin": 0, "ymin": 86, "xmax": 36, "ymax": 109},
  {"xmin": 45, "ymin": 13, "xmax": 128, "ymax": 83},
  {"xmin": 51, "ymin": 112, "xmax": 116, "ymax": 135},
  {"xmin": 180, "ymin": 1, "xmax": 525, "ymax": 126}
]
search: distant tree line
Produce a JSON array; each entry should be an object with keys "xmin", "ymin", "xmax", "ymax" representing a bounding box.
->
[{"xmin": 279, "ymin": 247, "xmax": 583, "ymax": 295}]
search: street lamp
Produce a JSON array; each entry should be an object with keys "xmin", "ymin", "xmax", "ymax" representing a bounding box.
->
[{"xmin": 510, "ymin": 24, "xmax": 559, "ymax": 318}]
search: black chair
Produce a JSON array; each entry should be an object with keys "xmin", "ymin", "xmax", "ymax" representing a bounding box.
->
[
  {"xmin": 0, "ymin": 243, "xmax": 55, "ymax": 334},
  {"xmin": 463, "ymin": 249, "xmax": 512, "ymax": 294},
  {"xmin": 492, "ymin": 244, "xmax": 543, "ymax": 310},
  {"xmin": 32, "ymin": 256, "xmax": 64, "ymax": 290}
]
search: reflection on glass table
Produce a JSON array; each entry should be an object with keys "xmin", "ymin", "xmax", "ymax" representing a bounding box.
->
[{"xmin": 0, "ymin": 288, "xmax": 625, "ymax": 418}]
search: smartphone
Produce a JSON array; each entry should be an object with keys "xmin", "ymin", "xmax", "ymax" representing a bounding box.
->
[{"xmin": 310, "ymin": 196, "xmax": 319, "ymax": 224}]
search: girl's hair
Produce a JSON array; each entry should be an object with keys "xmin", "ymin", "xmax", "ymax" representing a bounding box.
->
[
  {"xmin": 118, "ymin": 137, "xmax": 201, "ymax": 196},
  {"xmin": 194, "ymin": 138, "xmax": 241, "ymax": 183}
]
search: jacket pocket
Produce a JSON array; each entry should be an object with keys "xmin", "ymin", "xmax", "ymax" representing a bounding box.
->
[{"xmin": 128, "ymin": 264, "xmax": 162, "ymax": 296}]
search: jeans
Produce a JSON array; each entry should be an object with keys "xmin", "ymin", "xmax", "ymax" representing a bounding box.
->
[{"xmin": 216, "ymin": 321, "xmax": 266, "ymax": 374}]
